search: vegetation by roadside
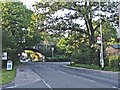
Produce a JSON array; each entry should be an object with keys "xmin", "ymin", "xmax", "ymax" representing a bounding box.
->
[
  {"xmin": 1, "ymin": 61, "xmax": 23, "ymax": 85},
  {"xmin": 1, "ymin": 68, "xmax": 16, "ymax": 85},
  {"xmin": 68, "ymin": 63, "xmax": 119, "ymax": 72}
]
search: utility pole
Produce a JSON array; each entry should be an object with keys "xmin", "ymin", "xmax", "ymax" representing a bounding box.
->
[
  {"xmin": 118, "ymin": 3, "xmax": 120, "ymax": 43},
  {"xmin": 99, "ymin": 0, "xmax": 104, "ymax": 69}
]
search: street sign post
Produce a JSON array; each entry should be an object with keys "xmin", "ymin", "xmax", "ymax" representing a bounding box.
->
[{"xmin": 99, "ymin": 0, "xmax": 104, "ymax": 69}]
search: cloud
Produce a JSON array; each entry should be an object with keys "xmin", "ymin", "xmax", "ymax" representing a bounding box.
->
[{"xmin": 20, "ymin": 0, "xmax": 38, "ymax": 6}]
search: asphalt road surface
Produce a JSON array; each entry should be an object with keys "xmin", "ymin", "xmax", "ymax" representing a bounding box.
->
[{"xmin": 22, "ymin": 62, "xmax": 119, "ymax": 89}]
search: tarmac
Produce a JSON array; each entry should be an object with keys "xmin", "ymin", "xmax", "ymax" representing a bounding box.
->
[{"xmin": 14, "ymin": 65, "xmax": 41, "ymax": 86}]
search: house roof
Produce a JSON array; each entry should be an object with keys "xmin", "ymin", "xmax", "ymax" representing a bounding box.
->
[{"xmin": 110, "ymin": 44, "xmax": 120, "ymax": 49}]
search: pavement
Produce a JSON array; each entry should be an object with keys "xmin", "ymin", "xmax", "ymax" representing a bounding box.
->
[
  {"xmin": 2, "ymin": 65, "xmax": 42, "ymax": 89},
  {"xmin": 15, "ymin": 65, "xmax": 41, "ymax": 86}
]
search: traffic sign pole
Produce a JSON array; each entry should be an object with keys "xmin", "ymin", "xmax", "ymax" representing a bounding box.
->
[{"xmin": 99, "ymin": 0, "xmax": 104, "ymax": 69}]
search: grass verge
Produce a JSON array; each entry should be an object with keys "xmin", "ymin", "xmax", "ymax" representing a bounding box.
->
[
  {"xmin": 1, "ymin": 68, "xmax": 16, "ymax": 85},
  {"xmin": 1, "ymin": 61, "xmax": 23, "ymax": 85},
  {"xmin": 68, "ymin": 64, "xmax": 119, "ymax": 72}
]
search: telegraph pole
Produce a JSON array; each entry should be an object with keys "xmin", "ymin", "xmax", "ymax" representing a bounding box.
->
[
  {"xmin": 99, "ymin": 0, "xmax": 104, "ymax": 69},
  {"xmin": 118, "ymin": 3, "xmax": 120, "ymax": 43}
]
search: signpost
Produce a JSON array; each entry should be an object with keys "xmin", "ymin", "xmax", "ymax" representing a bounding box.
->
[
  {"xmin": 98, "ymin": 0, "xmax": 104, "ymax": 69},
  {"xmin": 2, "ymin": 52, "xmax": 13, "ymax": 70}
]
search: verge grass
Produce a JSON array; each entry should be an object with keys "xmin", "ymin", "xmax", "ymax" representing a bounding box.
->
[
  {"xmin": 1, "ymin": 61, "xmax": 23, "ymax": 85},
  {"xmin": 68, "ymin": 63, "xmax": 119, "ymax": 72},
  {"xmin": 1, "ymin": 68, "xmax": 16, "ymax": 85}
]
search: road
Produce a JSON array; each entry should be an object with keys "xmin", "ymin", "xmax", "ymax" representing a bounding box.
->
[
  {"xmin": 21, "ymin": 62, "xmax": 119, "ymax": 89},
  {"xmin": 3, "ymin": 62, "xmax": 119, "ymax": 89}
]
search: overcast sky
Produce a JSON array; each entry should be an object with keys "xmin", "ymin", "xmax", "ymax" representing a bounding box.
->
[{"xmin": 20, "ymin": 0, "xmax": 38, "ymax": 9}]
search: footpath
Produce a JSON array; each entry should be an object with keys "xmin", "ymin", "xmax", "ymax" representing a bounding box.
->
[
  {"xmin": 2, "ymin": 65, "xmax": 41, "ymax": 89},
  {"xmin": 14, "ymin": 65, "xmax": 41, "ymax": 86}
]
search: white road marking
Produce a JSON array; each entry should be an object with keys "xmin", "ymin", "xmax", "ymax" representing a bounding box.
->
[
  {"xmin": 85, "ymin": 78, "xmax": 95, "ymax": 82},
  {"xmin": 73, "ymin": 75, "xmax": 95, "ymax": 82},
  {"xmin": 57, "ymin": 70, "xmax": 67, "ymax": 74},
  {"xmin": 48, "ymin": 67, "xmax": 55, "ymax": 70},
  {"xmin": 80, "ymin": 73, "xmax": 114, "ymax": 82},
  {"xmin": 57, "ymin": 70, "xmax": 96, "ymax": 83},
  {"xmin": 42, "ymin": 79, "xmax": 53, "ymax": 90}
]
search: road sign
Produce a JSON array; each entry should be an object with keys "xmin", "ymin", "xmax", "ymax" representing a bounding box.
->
[
  {"xmin": 7, "ymin": 60, "xmax": 13, "ymax": 70},
  {"xmin": 2, "ymin": 52, "xmax": 7, "ymax": 60},
  {"xmin": 97, "ymin": 36, "xmax": 101, "ymax": 44}
]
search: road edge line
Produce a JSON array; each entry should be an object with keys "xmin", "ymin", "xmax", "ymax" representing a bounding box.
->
[{"xmin": 42, "ymin": 79, "xmax": 53, "ymax": 90}]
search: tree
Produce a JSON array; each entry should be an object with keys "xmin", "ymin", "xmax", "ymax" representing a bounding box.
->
[
  {"xmin": 2, "ymin": 1, "xmax": 33, "ymax": 59},
  {"xmin": 31, "ymin": 1, "xmax": 118, "ymax": 63},
  {"xmin": 32, "ymin": 1, "xmax": 118, "ymax": 46}
]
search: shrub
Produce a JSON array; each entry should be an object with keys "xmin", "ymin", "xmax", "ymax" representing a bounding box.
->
[
  {"xmin": 45, "ymin": 55, "xmax": 70, "ymax": 62},
  {"xmin": 107, "ymin": 54, "xmax": 119, "ymax": 69},
  {"xmin": 71, "ymin": 45, "xmax": 95, "ymax": 65}
]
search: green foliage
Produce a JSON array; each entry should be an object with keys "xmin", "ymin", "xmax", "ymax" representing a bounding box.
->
[
  {"xmin": 2, "ymin": 68, "xmax": 16, "ymax": 85},
  {"xmin": 103, "ymin": 66, "xmax": 119, "ymax": 72},
  {"xmin": 31, "ymin": 1, "xmax": 118, "ymax": 63},
  {"xmin": 33, "ymin": 2, "xmax": 118, "ymax": 67},
  {"xmin": 1, "ymin": 1, "xmax": 118, "ymax": 71},
  {"xmin": 71, "ymin": 44, "xmax": 94, "ymax": 64},
  {"xmin": 102, "ymin": 20, "xmax": 117, "ymax": 45},
  {"xmin": 107, "ymin": 54, "xmax": 119, "ymax": 69},
  {"xmin": 70, "ymin": 64, "xmax": 101, "ymax": 70},
  {"xmin": 2, "ymin": 1, "xmax": 33, "ymax": 55},
  {"xmin": 57, "ymin": 37, "xmax": 72, "ymax": 53},
  {"xmin": 68, "ymin": 63, "xmax": 119, "ymax": 72},
  {"xmin": 56, "ymin": 32, "xmax": 85, "ymax": 55},
  {"xmin": 45, "ymin": 55, "xmax": 70, "ymax": 62}
]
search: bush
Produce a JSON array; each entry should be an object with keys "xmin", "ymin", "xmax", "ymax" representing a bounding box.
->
[
  {"xmin": 107, "ymin": 54, "xmax": 119, "ymax": 69},
  {"xmin": 71, "ymin": 45, "xmax": 95, "ymax": 65},
  {"xmin": 2, "ymin": 60, "xmax": 7, "ymax": 68},
  {"xmin": 45, "ymin": 55, "xmax": 70, "ymax": 62}
]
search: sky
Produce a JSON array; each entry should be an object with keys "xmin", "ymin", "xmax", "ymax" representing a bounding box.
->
[{"xmin": 20, "ymin": 0, "xmax": 38, "ymax": 9}]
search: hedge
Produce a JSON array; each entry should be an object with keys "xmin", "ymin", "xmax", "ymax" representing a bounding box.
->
[{"xmin": 107, "ymin": 54, "xmax": 120, "ymax": 69}]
